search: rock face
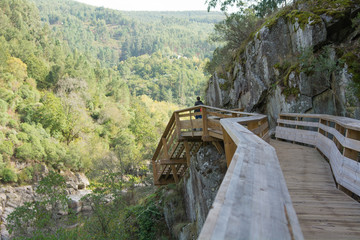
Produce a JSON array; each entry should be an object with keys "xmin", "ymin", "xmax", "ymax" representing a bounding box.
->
[
  {"xmin": 0, "ymin": 171, "xmax": 90, "ymax": 240},
  {"xmin": 206, "ymin": 5, "xmax": 360, "ymax": 128},
  {"xmin": 163, "ymin": 144, "xmax": 226, "ymax": 239}
]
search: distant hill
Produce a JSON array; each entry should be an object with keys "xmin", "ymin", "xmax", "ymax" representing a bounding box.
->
[{"xmin": 30, "ymin": 0, "xmax": 224, "ymax": 63}]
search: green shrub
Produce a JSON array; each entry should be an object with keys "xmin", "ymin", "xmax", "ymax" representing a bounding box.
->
[
  {"xmin": 16, "ymin": 132, "xmax": 29, "ymax": 141},
  {"xmin": 15, "ymin": 142, "xmax": 45, "ymax": 162},
  {"xmin": 18, "ymin": 167, "xmax": 34, "ymax": 184},
  {"xmin": 18, "ymin": 84, "xmax": 40, "ymax": 102},
  {"xmin": 17, "ymin": 103, "xmax": 38, "ymax": 123},
  {"xmin": 0, "ymin": 112, "xmax": 9, "ymax": 125},
  {"xmin": 0, "ymin": 131, "xmax": 4, "ymax": 141},
  {"xmin": 0, "ymin": 99, "xmax": 8, "ymax": 112},
  {"xmin": 42, "ymin": 139, "xmax": 66, "ymax": 168},
  {"xmin": 0, "ymin": 155, "xmax": 4, "ymax": 171},
  {"xmin": 7, "ymin": 133, "xmax": 19, "ymax": 145},
  {"xmin": 0, "ymin": 140, "xmax": 14, "ymax": 156},
  {"xmin": 2, "ymin": 167, "xmax": 18, "ymax": 183},
  {"xmin": 0, "ymin": 88, "xmax": 14, "ymax": 102},
  {"xmin": 7, "ymin": 119, "xmax": 18, "ymax": 129}
]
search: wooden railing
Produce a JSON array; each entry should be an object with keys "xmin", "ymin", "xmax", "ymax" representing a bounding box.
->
[
  {"xmin": 276, "ymin": 113, "xmax": 360, "ymax": 196},
  {"xmin": 152, "ymin": 105, "xmax": 269, "ymax": 185},
  {"xmin": 199, "ymin": 116, "xmax": 303, "ymax": 239}
]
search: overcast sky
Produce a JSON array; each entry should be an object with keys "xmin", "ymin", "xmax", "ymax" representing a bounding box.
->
[{"xmin": 74, "ymin": 0, "xmax": 223, "ymax": 11}]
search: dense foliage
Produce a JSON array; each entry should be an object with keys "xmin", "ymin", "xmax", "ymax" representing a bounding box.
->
[
  {"xmin": 0, "ymin": 0, "xmax": 223, "ymax": 238},
  {"xmin": 0, "ymin": 0, "xmax": 219, "ymax": 186},
  {"xmin": 8, "ymin": 171, "xmax": 169, "ymax": 240},
  {"xmin": 32, "ymin": 0, "xmax": 223, "ymax": 61},
  {"xmin": 7, "ymin": 172, "xmax": 70, "ymax": 237}
]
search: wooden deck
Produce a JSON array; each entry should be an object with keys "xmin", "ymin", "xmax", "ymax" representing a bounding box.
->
[
  {"xmin": 152, "ymin": 105, "xmax": 269, "ymax": 185},
  {"xmin": 272, "ymin": 139, "xmax": 360, "ymax": 240}
]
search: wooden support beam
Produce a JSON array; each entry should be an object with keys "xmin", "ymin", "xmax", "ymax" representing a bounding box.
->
[
  {"xmin": 160, "ymin": 158, "xmax": 187, "ymax": 165},
  {"xmin": 194, "ymin": 142, "xmax": 203, "ymax": 155},
  {"xmin": 212, "ymin": 141, "xmax": 224, "ymax": 153},
  {"xmin": 202, "ymin": 135, "xmax": 222, "ymax": 142},
  {"xmin": 222, "ymin": 126, "xmax": 237, "ymax": 167},
  {"xmin": 158, "ymin": 165, "xmax": 170, "ymax": 181},
  {"xmin": 184, "ymin": 141, "xmax": 191, "ymax": 166},
  {"xmin": 171, "ymin": 165, "xmax": 179, "ymax": 183},
  {"xmin": 155, "ymin": 179, "xmax": 175, "ymax": 185},
  {"xmin": 152, "ymin": 160, "xmax": 158, "ymax": 184},
  {"xmin": 175, "ymin": 144, "xmax": 185, "ymax": 158},
  {"xmin": 169, "ymin": 142, "xmax": 180, "ymax": 158},
  {"xmin": 162, "ymin": 137, "xmax": 170, "ymax": 159}
]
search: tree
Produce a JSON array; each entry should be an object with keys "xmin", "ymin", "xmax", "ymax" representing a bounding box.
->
[
  {"xmin": 206, "ymin": 0, "xmax": 245, "ymax": 12},
  {"xmin": 206, "ymin": 0, "xmax": 286, "ymax": 17},
  {"xmin": 7, "ymin": 172, "xmax": 70, "ymax": 238}
]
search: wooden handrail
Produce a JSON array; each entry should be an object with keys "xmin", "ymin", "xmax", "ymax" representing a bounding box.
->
[
  {"xmin": 199, "ymin": 116, "xmax": 303, "ymax": 239},
  {"xmin": 153, "ymin": 107, "xmax": 303, "ymax": 238},
  {"xmin": 152, "ymin": 106, "xmax": 270, "ymax": 185},
  {"xmin": 174, "ymin": 105, "xmax": 258, "ymax": 116},
  {"xmin": 276, "ymin": 113, "xmax": 360, "ymax": 196}
]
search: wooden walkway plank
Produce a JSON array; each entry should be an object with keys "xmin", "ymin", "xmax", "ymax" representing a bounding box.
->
[
  {"xmin": 271, "ymin": 139, "xmax": 360, "ymax": 240},
  {"xmin": 199, "ymin": 119, "xmax": 303, "ymax": 240}
]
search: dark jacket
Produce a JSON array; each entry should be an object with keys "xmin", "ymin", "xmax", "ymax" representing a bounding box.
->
[{"xmin": 194, "ymin": 100, "xmax": 204, "ymax": 112}]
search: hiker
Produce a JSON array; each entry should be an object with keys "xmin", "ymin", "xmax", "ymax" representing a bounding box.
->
[{"xmin": 194, "ymin": 96, "xmax": 204, "ymax": 119}]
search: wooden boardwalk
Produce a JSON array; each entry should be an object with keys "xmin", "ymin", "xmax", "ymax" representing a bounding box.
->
[{"xmin": 272, "ymin": 139, "xmax": 360, "ymax": 240}]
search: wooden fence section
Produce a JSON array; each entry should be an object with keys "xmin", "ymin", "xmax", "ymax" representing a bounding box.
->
[
  {"xmin": 152, "ymin": 105, "xmax": 269, "ymax": 186},
  {"xmin": 276, "ymin": 113, "xmax": 360, "ymax": 196},
  {"xmin": 199, "ymin": 117, "xmax": 303, "ymax": 240}
]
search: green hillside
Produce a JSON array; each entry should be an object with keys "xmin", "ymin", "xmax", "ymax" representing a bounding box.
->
[
  {"xmin": 0, "ymin": 0, "xmax": 223, "ymax": 238},
  {"xmin": 0, "ymin": 0, "xmax": 221, "ymax": 184}
]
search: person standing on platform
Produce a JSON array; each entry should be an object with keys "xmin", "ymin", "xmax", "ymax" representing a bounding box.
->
[{"xmin": 194, "ymin": 96, "xmax": 204, "ymax": 119}]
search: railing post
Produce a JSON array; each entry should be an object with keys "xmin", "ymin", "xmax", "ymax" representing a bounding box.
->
[
  {"xmin": 247, "ymin": 120, "xmax": 259, "ymax": 132},
  {"xmin": 175, "ymin": 112, "xmax": 181, "ymax": 139},
  {"xmin": 162, "ymin": 138, "xmax": 170, "ymax": 159},
  {"xmin": 202, "ymin": 107, "xmax": 209, "ymax": 138},
  {"xmin": 184, "ymin": 141, "xmax": 191, "ymax": 166},
  {"xmin": 152, "ymin": 160, "xmax": 158, "ymax": 185},
  {"xmin": 189, "ymin": 111, "xmax": 194, "ymax": 137},
  {"xmin": 344, "ymin": 128, "xmax": 359, "ymax": 161},
  {"xmin": 171, "ymin": 165, "xmax": 179, "ymax": 183},
  {"xmin": 222, "ymin": 126, "xmax": 237, "ymax": 167}
]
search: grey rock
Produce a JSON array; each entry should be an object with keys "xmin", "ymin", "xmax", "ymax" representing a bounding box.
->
[
  {"xmin": 75, "ymin": 173, "xmax": 90, "ymax": 190},
  {"xmin": 0, "ymin": 172, "xmax": 91, "ymax": 238},
  {"xmin": 205, "ymin": 9, "xmax": 357, "ymax": 127}
]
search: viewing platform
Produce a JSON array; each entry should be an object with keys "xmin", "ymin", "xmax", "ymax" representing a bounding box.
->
[{"xmin": 152, "ymin": 107, "xmax": 360, "ymax": 239}]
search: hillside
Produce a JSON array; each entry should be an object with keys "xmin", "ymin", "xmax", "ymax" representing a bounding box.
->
[
  {"xmin": 205, "ymin": 0, "xmax": 360, "ymax": 127},
  {"xmin": 0, "ymin": 0, "xmax": 222, "ymax": 184},
  {"xmin": 0, "ymin": 0, "xmax": 224, "ymax": 238},
  {"xmin": 31, "ymin": 0, "xmax": 223, "ymax": 61}
]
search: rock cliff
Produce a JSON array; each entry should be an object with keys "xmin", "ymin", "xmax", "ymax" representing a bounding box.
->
[
  {"xmin": 206, "ymin": 2, "xmax": 360, "ymax": 128},
  {"xmin": 162, "ymin": 144, "xmax": 226, "ymax": 239}
]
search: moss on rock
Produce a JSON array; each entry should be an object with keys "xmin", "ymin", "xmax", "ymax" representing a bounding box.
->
[{"xmin": 286, "ymin": 10, "xmax": 322, "ymax": 30}]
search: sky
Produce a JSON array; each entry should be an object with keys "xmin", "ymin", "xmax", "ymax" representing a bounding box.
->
[{"xmin": 74, "ymin": 0, "xmax": 223, "ymax": 11}]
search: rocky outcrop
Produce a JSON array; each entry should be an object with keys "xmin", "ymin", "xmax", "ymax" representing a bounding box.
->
[
  {"xmin": 0, "ymin": 171, "xmax": 90, "ymax": 240},
  {"xmin": 62, "ymin": 171, "xmax": 90, "ymax": 194},
  {"xmin": 206, "ymin": 4, "xmax": 360, "ymax": 128},
  {"xmin": 162, "ymin": 144, "xmax": 226, "ymax": 239}
]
